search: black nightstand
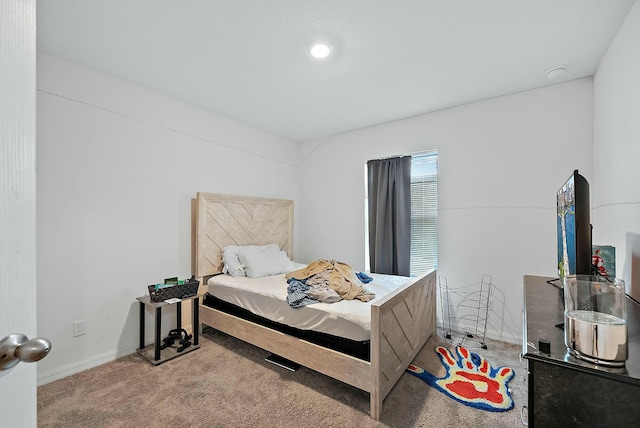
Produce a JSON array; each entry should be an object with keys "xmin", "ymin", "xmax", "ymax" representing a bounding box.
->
[{"xmin": 136, "ymin": 294, "xmax": 201, "ymax": 365}]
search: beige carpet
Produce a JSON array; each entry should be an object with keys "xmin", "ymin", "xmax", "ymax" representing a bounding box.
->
[{"xmin": 38, "ymin": 328, "xmax": 526, "ymax": 427}]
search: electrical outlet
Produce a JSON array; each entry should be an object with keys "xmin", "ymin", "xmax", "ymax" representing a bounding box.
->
[{"xmin": 73, "ymin": 320, "xmax": 86, "ymax": 337}]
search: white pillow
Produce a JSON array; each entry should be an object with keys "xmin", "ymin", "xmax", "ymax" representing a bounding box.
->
[
  {"xmin": 222, "ymin": 244, "xmax": 278, "ymax": 277},
  {"xmin": 238, "ymin": 246, "xmax": 295, "ymax": 278}
]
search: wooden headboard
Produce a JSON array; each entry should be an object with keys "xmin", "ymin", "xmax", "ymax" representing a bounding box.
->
[{"xmin": 195, "ymin": 192, "xmax": 294, "ymax": 278}]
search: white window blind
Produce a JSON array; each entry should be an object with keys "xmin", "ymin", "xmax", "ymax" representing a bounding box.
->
[{"xmin": 410, "ymin": 152, "xmax": 438, "ymax": 276}]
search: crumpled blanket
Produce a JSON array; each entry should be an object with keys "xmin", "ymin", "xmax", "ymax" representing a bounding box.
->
[
  {"xmin": 286, "ymin": 279, "xmax": 318, "ymax": 308},
  {"xmin": 286, "ymin": 276, "xmax": 342, "ymax": 308},
  {"xmin": 305, "ymin": 270, "xmax": 342, "ymax": 303},
  {"xmin": 286, "ymin": 259, "xmax": 376, "ymax": 302}
]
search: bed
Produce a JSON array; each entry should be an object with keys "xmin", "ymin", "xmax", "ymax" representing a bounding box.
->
[{"xmin": 194, "ymin": 192, "xmax": 436, "ymax": 420}]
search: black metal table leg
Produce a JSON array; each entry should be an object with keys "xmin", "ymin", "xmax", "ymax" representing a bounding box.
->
[
  {"xmin": 155, "ymin": 306, "xmax": 162, "ymax": 361},
  {"xmin": 176, "ymin": 301, "xmax": 182, "ymax": 331},
  {"xmin": 193, "ymin": 297, "xmax": 199, "ymax": 346},
  {"xmin": 139, "ymin": 301, "xmax": 145, "ymax": 349}
]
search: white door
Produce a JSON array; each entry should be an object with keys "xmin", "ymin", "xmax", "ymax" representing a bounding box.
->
[{"xmin": 0, "ymin": 1, "xmax": 38, "ymax": 426}]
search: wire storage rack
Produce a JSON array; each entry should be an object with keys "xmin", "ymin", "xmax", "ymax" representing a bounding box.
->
[{"xmin": 439, "ymin": 274, "xmax": 492, "ymax": 349}]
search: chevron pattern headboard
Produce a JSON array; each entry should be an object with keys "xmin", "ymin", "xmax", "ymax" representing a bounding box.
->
[{"xmin": 195, "ymin": 192, "xmax": 294, "ymax": 278}]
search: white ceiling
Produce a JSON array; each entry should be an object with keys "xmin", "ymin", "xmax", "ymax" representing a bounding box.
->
[{"xmin": 36, "ymin": 0, "xmax": 636, "ymax": 142}]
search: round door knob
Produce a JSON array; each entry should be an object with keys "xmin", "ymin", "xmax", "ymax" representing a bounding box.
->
[
  {"xmin": 0, "ymin": 333, "xmax": 52, "ymax": 370},
  {"xmin": 15, "ymin": 337, "xmax": 52, "ymax": 363}
]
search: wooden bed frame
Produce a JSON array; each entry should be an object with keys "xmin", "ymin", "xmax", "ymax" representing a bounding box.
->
[{"xmin": 194, "ymin": 192, "xmax": 436, "ymax": 420}]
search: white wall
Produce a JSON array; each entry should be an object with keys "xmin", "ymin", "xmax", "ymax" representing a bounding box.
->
[
  {"xmin": 593, "ymin": 1, "xmax": 640, "ymax": 300},
  {"xmin": 298, "ymin": 79, "xmax": 594, "ymax": 343},
  {"xmin": 38, "ymin": 33, "xmax": 620, "ymax": 380},
  {"xmin": 36, "ymin": 53, "xmax": 300, "ymax": 384}
]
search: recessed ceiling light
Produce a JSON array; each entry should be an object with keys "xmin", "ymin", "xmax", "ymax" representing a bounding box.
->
[
  {"xmin": 309, "ymin": 43, "xmax": 332, "ymax": 59},
  {"xmin": 545, "ymin": 66, "xmax": 567, "ymax": 80}
]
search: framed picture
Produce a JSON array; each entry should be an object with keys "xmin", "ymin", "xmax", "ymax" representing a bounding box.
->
[{"xmin": 592, "ymin": 245, "xmax": 615, "ymax": 277}]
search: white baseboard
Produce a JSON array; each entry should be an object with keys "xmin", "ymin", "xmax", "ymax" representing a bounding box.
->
[{"xmin": 37, "ymin": 345, "xmax": 138, "ymax": 386}]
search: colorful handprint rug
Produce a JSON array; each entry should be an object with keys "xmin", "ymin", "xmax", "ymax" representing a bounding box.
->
[{"xmin": 406, "ymin": 345, "xmax": 515, "ymax": 412}]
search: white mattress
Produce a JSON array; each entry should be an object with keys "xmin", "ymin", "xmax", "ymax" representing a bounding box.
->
[{"xmin": 206, "ymin": 272, "xmax": 410, "ymax": 342}]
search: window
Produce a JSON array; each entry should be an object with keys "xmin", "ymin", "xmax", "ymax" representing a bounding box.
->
[
  {"xmin": 410, "ymin": 152, "xmax": 438, "ymax": 276},
  {"xmin": 364, "ymin": 151, "xmax": 438, "ymax": 276}
]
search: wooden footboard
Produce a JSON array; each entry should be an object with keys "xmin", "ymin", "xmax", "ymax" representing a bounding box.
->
[
  {"xmin": 199, "ymin": 269, "xmax": 436, "ymax": 420},
  {"xmin": 370, "ymin": 269, "xmax": 437, "ymax": 420}
]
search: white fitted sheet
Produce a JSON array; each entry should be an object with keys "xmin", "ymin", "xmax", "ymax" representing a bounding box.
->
[{"xmin": 206, "ymin": 272, "xmax": 410, "ymax": 342}]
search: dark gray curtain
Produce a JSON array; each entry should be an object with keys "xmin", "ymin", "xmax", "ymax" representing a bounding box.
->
[{"xmin": 367, "ymin": 156, "xmax": 411, "ymax": 276}]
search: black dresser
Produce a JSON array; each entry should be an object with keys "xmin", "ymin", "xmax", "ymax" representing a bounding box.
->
[{"xmin": 522, "ymin": 275, "xmax": 640, "ymax": 427}]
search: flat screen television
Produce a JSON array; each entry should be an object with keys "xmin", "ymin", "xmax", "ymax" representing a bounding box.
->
[{"xmin": 557, "ymin": 170, "xmax": 592, "ymax": 278}]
